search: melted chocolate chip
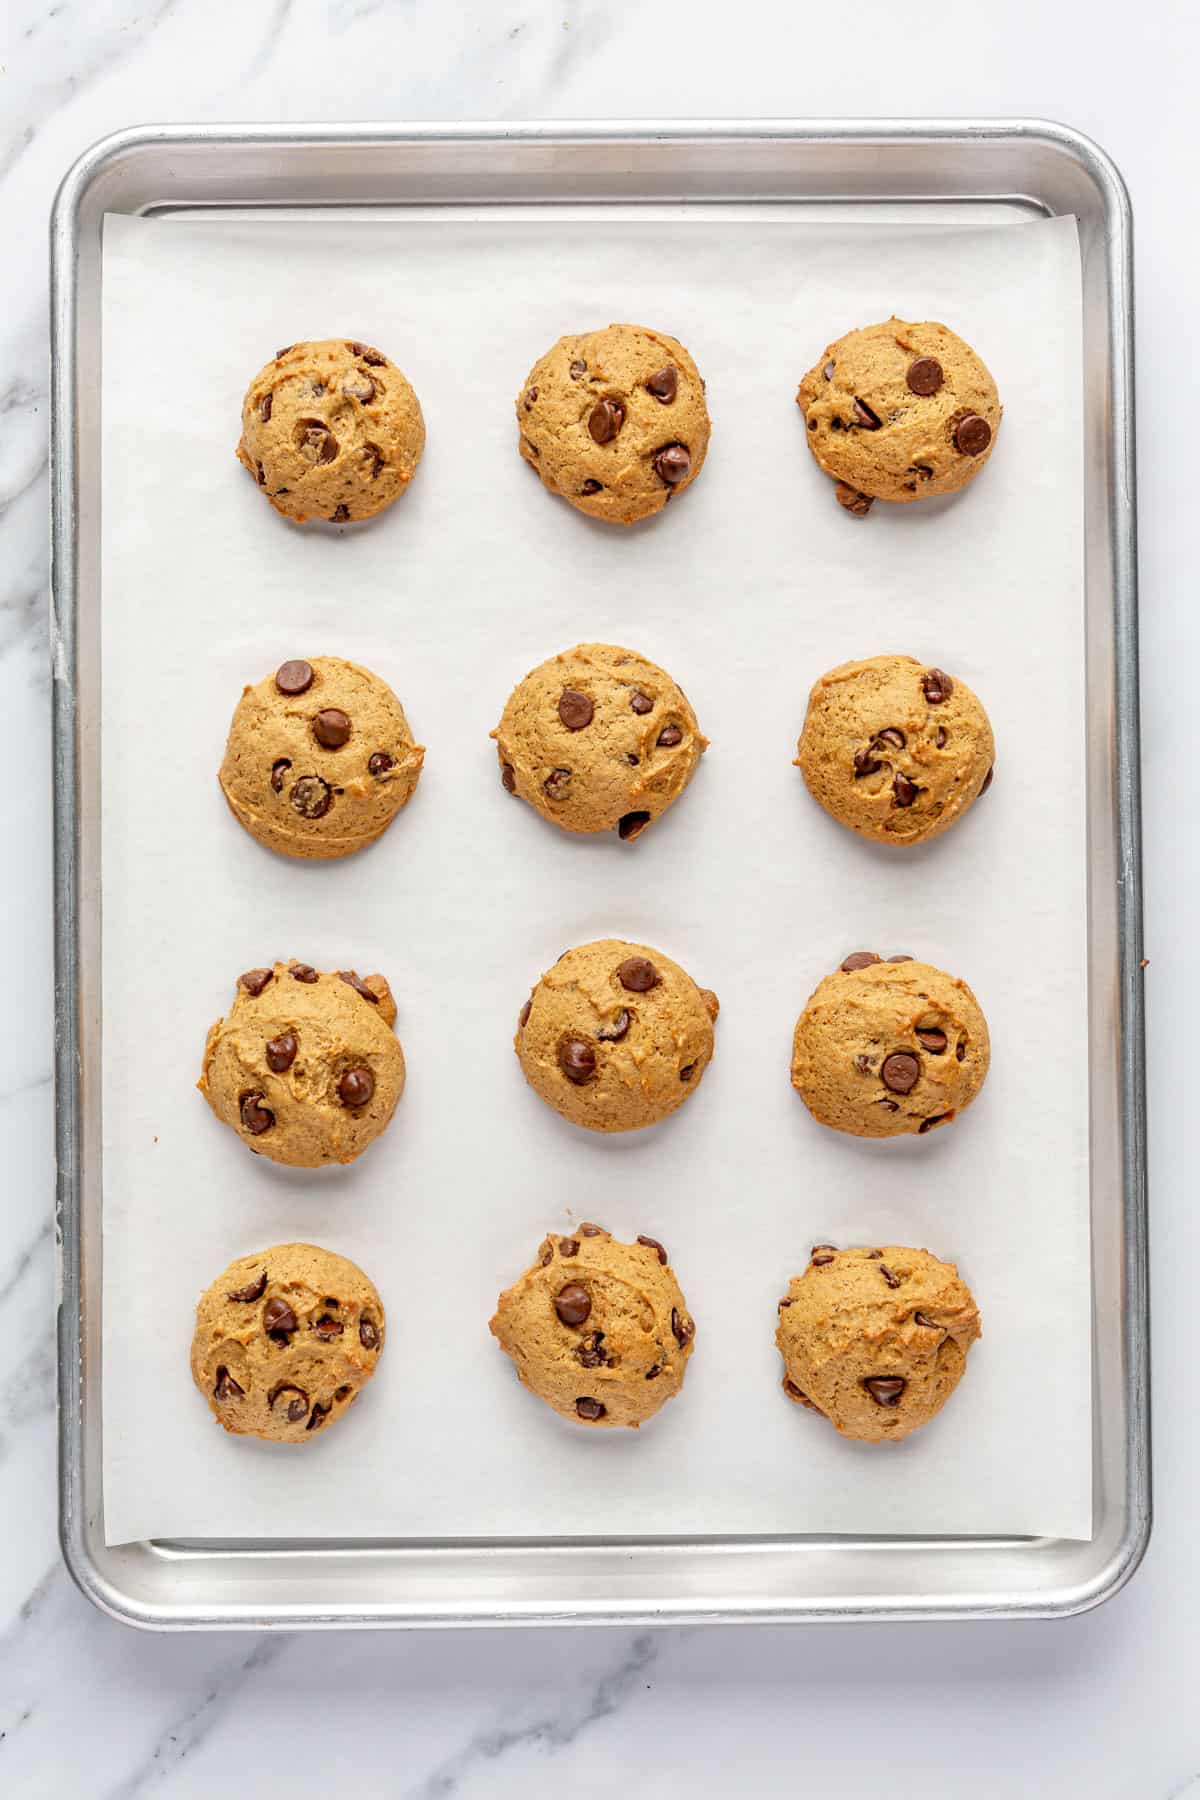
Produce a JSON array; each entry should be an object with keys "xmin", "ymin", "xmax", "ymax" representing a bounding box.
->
[
  {"xmin": 671, "ymin": 1308, "xmax": 694, "ymax": 1346},
  {"xmin": 368, "ymin": 751, "xmax": 394, "ymax": 776},
  {"xmin": 270, "ymin": 757, "xmax": 291, "ymax": 792},
  {"xmin": 259, "ymin": 391, "xmax": 273, "ymax": 422},
  {"xmin": 575, "ymin": 1397, "xmax": 606, "ymax": 1421},
  {"xmin": 980, "ymin": 765, "xmax": 995, "ymax": 794},
  {"xmin": 892, "ymin": 771, "xmax": 919, "ymax": 806},
  {"xmin": 875, "ymin": 727, "xmax": 906, "ymax": 750},
  {"xmin": 863, "ymin": 1377, "xmax": 906, "ymax": 1407},
  {"xmin": 555, "ymin": 1283, "xmax": 592, "ymax": 1326},
  {"xmin": 306, "ymin": 1401, "xmax": 332, "ymax": 1431},
  {"xmin": 569, "ymin": 359, "xmax": 587, "ymax": 380},
  {"xmin": 580, "ymin": 1223, "xmax": 605, "ymax": 1236},
  {"xmin": 954, "ymin": 413, "xmax": 992, "ymax": 455},
  {"xmin": 524, "ymin": 386, "xmax": 538, "ymax": 409},
  {"xmin": 558, "ymin": 1039, "xmax": 597, "ymax": 1085},
  {"xmin": 558, "ymin": 689, "xmax": 594, "ymax": 731},
  {"xmin": 559, "ymin": 1238, "xmax": 580, "ymax": 1258},
  {"xmin": 853, "ymin": 746, "xmax": 881, "ymax": 777},
  {"xmin": 298, "ymin": 420, "xmax": 338, "ymax": 464},
  {"xmin": 240, "ymin": 968, "xmax": 274, "ymax": 997},
  {"xmin": 276, "ymin": 660, "xmax": 314, "ymax": 695},
  {"xmin": 344, "ymin": 372, "xmax": 376, "ymax": 404},
  {"xmin": 596, "ymin": 1010, "xmax": 630, "ymax": 1042},
  {"xmin": 916, "ymin": 1028, "xmax": 947, "ymax": 1054},
  {"xmin": 835, "ymin": 482, "xmax": 873, "ymax": 516},
  {"xmin": 653, "ymin": 444, "xmax": 691, "ymax": 484},
  {"xmin": 811, "ymin": 1252, "xmax": 835, "ymax": 1267},
  {"xmin": 239, "ymin": 1092, "xmax": 274, "ymax": 1135},
  {"xmin": 290, "ymin": 774, "xmax": 332, "ymax": 818},
  {"xmin": 588, "ymin": 398, "xmax": 625, "ymax": 444},
  {"xmin": 822, "ymin": 360, "xmax": 835, "ymax": 380},
  {"xmin": 841, "ymin": 951, "xmax": 881, "ymax": 973},
  {"xmin": 657, "ymin": 724, "xmax": 682, "ymax": 748},
  {"xmin": 338, "ymin": 1067, "xmax": 375, "ymax": 1108},
  {"xmin": 906, "ymin": 357, "xmax": 944, "ymax": 396},
  {"xmin": 881, "ymin": 1052, "xmax": 920, "ymax": 1095},
  {"xmin": 290, "ymin": 963, "xmax": 318, "ymax": 983},
  {"xmin": 630, "ymin": 691, "xmax": 653, "ymax": 715},
  {"xmin": 331, "ymin": 504, "xmax": 351, "ymax": 523},
  {"xmin": 914, "ymin": 1313, "xmax": 939, "ymax": 1329},
  {"xmin": 646, "ymin": 366, "xmax": 678, "ymax": 403},
  {"xmin": 617, "ymin": 956, "xmax": 659, "ymax": 992},
  {"xmin": 618, "ymin": 811, "xmax": 651, "ymax": 840},
  {"xmin": 580, "ymin": 479, "xmax": 603, "ymax": 494},
  {"xmin": 637, "ymin": 1235, "xmax": 668, "ymax": 1265},
  {"xmin": 518, "ymin": 998, "xmax": 532, "ymax": 1029},
  {"xmin": 921, "ymin": 668, "xmax": 954, "ymax": 705},
  {"xmin": 919, "ymin": 1112, "xmax": 953, "ymax": 1133},
  {"xmin": 266, "ymin": 1031, "xmax": 298, "ymax": 1073},
  {"xmin": 313, "ymin": 1315, "xmax": 344, "ymax": 1340},
  {"xmin": 679, "ymin": 1062, "xmax": 696, "ymax": 1082},
  {"xmin": 543, "ymin": 767, "xmax": 571, "ymax": 799},
  {"xmin": 227, "ymin": 1272, "xmax": 267, "ymax": 1303},
  {"xmin": 313, "ymin": 707, "xmax": 351, "ymax": 749},
  {"xmin": 853, "ymin": 397, "xmax": 882, "ymax": 430},
  {"xmin": 337, "ymin": 971, "xmax": 379, "ymax": 1003},
  {"xmin": 359, "ymin": 347, "xmax": 387, "ymax": 367},
  {"xmin": 879, "ymin": 1264, "xmax": 902, "ymax": 1289},
  {"xmin": 263, "ymin": 1297, "xmax": 297, "ymax": 1338},
  {"xmin": 500, "ymin": 761, "xmax": 516, "ymax": 793},
  {"xmin": 214, "ymin": 1367, "xmax": 244, "ymax": 1401},
  {"xmin": 359, "ymin": 1317, "xmax": 380, "ymax": 1350}
]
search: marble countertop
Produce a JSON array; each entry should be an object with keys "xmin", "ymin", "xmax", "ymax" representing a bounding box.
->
[{"xmin": 1, "ymin": 1, "xmax": 1193, "ymax": 1794}]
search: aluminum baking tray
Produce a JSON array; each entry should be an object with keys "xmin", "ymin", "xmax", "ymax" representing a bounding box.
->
[{"xmin": 50, "ymin": 120, "xmax": 1146, "ymax": 1629}]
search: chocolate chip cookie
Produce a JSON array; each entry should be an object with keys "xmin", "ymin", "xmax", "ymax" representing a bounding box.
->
[
  {"xmin": 199, "ymin": 962, "xmax": 406, "ymax": 1167},
  {"xmin": 516, "ymin": 939, "xmax": 719, "ymax": 1133},
  {"xmin": 795, "ymin": 655, "xmax": 994, "ymax": 845},
  {"xmin": 236, "ymin": 338, "xmax": 425, "ymax": 523},
  {"xmin": 777, "ymin": 1244, "xmax": 981, "ymax": 1442},
  {"xmin": 492, "ymin": 642, "xmax": 706, "ymax": 839},
  {"xmin": 790, "ymin": 954, "xmax": 990, "ymax": 1138},
  {"xmin": 490, "ymin": 1225, "xmax": 695, "ymax": 1428},
  {"xmin": 191, "ymin": 1242, "xmax": 385, "ymax": 1443},
  {"xmin": 796, "ymin": 318, "xmax": 1001, "ymax": 514},
  {"xmin": 517, "ymin": 323, "xmax": 710, "ymax": 524},
  {"xmin": 219, "ymin": 656, "xmax": 425, "ymax": 860}
]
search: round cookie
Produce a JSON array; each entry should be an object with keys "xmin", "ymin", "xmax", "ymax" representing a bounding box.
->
[
  {"xmin": 791, "ymin": 953, "xmax": 989, "ymax": 1138},
  {"xmin": 776, "ymin": 1243, "xmax": 981, "ymax": 1443},
  {"xmin": 492, "ymin": 643, "xmax": 706, "ymax": 840},
  {"xmin": 490, "ymin": 1224, "xmax": 695, "ymax": 1428},
  {"xmin": 198, "ymin": 961, "xmax": 406, "ymax": 1167},
  {"xmin": 517, "ymin": 323, "xmax": 710, "ymax": 524},
  {"xmin": 236, "ymin": 338, "xmax": 425, "ymax": 523},
  {"xmin": 191, "ymin": 1242, "xmax": 385, "ymax": 1442},
  {"xmin": 515, "ymin": 939, "xmax": 719, "ymax": 1134},
  {"xmin": 795, "ymin": 655, "xmax": 994, "ymax": 846},
  {"xmin": 796, "ymin": 318, "xmax": 1001, "ymax": 514},
  {"xmin": 219, "ymin": 656, "xmax": 425, "ymax": 861}
]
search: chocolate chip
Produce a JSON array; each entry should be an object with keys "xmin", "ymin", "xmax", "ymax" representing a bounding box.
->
[
  {"xmin": 679, "ymin": 1062, "xmax": 696, "ymax": 1082},
  {"xmin": 228, "ymin": 1272, "xmax": 267, "ymax": 1303},
  {"xmin": 956, "ymin": 1039, "xmax": 967, "ymax": 1062},
  {"xmin": 298, "ymin": 420, "xmax": 338, "ymax": 464},
  {"xmin": 588, "ymin": 398, "xmax": 625, "ymax": 444},
  {"xmin": 645, "ymin": 1364, "xmax": 662, "ymax": 1380},
  {"xmin": 808, "ymin": 418, "xmax": 818, "ymax": 431},
  {"xmin": 656, "ymin": 724, "xmax": 682, "ymax": 748},
  {"xmin": 575, "ymin": 1397, "xmax": 605, "ymax": 1421},
  {"xmin": 569, "ymin": 359, "xmax": 587, "ymax": 380},
  {"xmin": 921, "ymin": 668, "xmax": 954, "ymax": 705},
  {"xmin": 618, "ymin": 810, "xmax": 651, "ymax": 840},
  {"xmin": 653, "ymin": 444, "xmax": 690, "ymax": 484},
  {"xmin": 671, "ymin": 1308, "xmax": 694, "ymax": 1346},
  {"xmin": 240, "ymin": 968, "xmax": 274, "ymax": 996},
  {"xmin": 214, "ymin": 1367, "xmax": 244, "ymax": 1401},
  {"xmin": 331, "ymin": 504, "xmax": 350, "ymax": 523},
  {"xmin": 840, "ymin": 951, "xmax": 880, "ymax": 972},
  {"xmin": 359, "ymin": 1317, "xmax": 380, "ymax": 1350},
  {"xmin": 853, "ymin": 397, "xmax": 882, "ymax": 430},
  {"xmin": 910, "ymin": 461, "xmax": 934, "ymax": 480},
  {"xmin": 524, "ymin": 386, "xmax": 538, "ymax": 409},
  {"xmin": 518, "ymin": 998, "xmax": 532, "ymax": 1029},
  {"xmin": 596, "ymin": 1010, "xmax": 630, "ymax": 1042},
  {"xmin": 306, "ymin": 1401, "xmax": 332, "ymax": 1432},
  {"xmin": 580, "ymin": 479, "xmax": 603, "ymax": 494},
  {"xmin": 618, "ymin": 956, "xmax": 659, "ymax": 992},
  {"xmin": 881, "ymin": 1051, "xmax": 920, "ymax": 1094},
  {"xmin": 879, "ymin": 1264, "xmax": 902, "ymax": 1289},
  {"xmin": 936, "ymin": 726, "xmax": 948, "ymax": 749},
  {"xmin": 559, "ymin": 1238, "xmax": 580, "ymax": 1258},
  {"xmin": 646, "ymin": 366, "xmax": 678, "ymax": 402},
  {"xmin": 853, "ymin": 747, "xmax": 881, "ymax": 777},
  {"xmin": 362, "ymin": 443, "xmax": 385, "ymax": 479},
  {"xmin": 630, "ymin": 691, "xmax": 653, "ymax": 715},
  {"xmin": 914, "ymin": 1313, "xmax": 939, "ymax": 1329},
  {"xmin": 863, "ymin": 1377, "xmax": 906, "ymax": 1407},
  {"xmin": 337, "ymin": 971, "xmax": 379, "ymax": 1003},
  {"xmin": 240, "ymin": 1092, "xmax": 274, "ymax": 1135},
  {"xmin": 778, "ymin": 1297, "xmax": 793, "ymax": 1308},
  {"xmin": 906, "ymin": 357, "xmax": 944, "ymax": 396},
  {"xmin": 892, "ymin": 772, "xmax": 919, "ymax": 806},
  {"xmin": 835, "ymin": 482, "xmax": 873, "ymax": 516},
  {"xmin": 854, "ymin": 1054, "xmax": 872, "ymax": 1074},
  {"xmin": 700, "ymin": 988, "xmax": 720, "ymax": 1021},
  {"xmin": 290, "ymin": 963, "xmax": 318, "ymax": 983},
  {"xmin": 338, "ymin": 1067, "xmax": 375, "ymax": 1108},
  {"xmin": 269, "ymin": 1383, "xmax": 308, "ymax": 1420},
  {"xmin": 559, "ymin": 1039, "xmax": 596, "ymax": 1085},
  {"xmin": 368, "ymin": 751, "xmax": 394, "ymax": 777},
  {"xmin": 344, "ymin": 373, "xmax": 376, "ymax": 404},
  {"xmin": 543, "ymin": 767, "xmax": 571, "ymax": 798},
  {"xmin": 866, "ymin": 1250, "xmax": 883, "ymax": 1259},
  {"xmin": 275, "ymin": 345, "xmax": 294, "ymax": 360},
  {"xmin": 919, "ymin": 1112, "xmax": 952, "ymax": 1133},
  {"xmin": 887, "ymin": 954, "xmax": 914, "ymax": 963},
  {"xmin": 266, "ymin": 1031, "xmax": 298, "ymax": 1073},
  {"xmin": 626, "ymin": 753, "xmax": 640, "ymax": 766},
  {"xmin": 637, "ymin": 1235, "xmax": 668, "ymax": 1265},
  {"xmin": 270, "ymin": 757, "xmax": 291, "ymax": 792},
  {"xmin": 954, "ymin": 413, "xmax": 992, "ymax": 455},
  {"xmin": 500, "ymin": 761, "xmax": 516, "ymax": 793},
  {"xmin": 276, "ymin": 660, "xmax": 314, "ymax": 696},
  {"xmin": 291, "ymin": 775, "xmax": 332, "ymax": 818},
  {"xmin": 580, "ymin": 1223, "xmax": 605, "ymax": 1236},
  {"xmin": 259, "ymin": 392, "xmax": 273, "ymax": 423},
  {"xmin": 359, "ymin": 347, "xmax": 387, "ymax": 367},
  {"xmin": 313, "ymin": 707, "xmax": 351, "ymax": 749},
  {"xmin": 875, "ymin": 727, "xmax": 906, "ymax": 750},
  {"xmin": 555, "ymin": 1283, "xmax": 592, "ymax": 1326},
  {"xmin": 980, "ymin": 765, "xmax": 994, "ymax": 794},
  {"xmin": 558, "ymin": 689, "xmax": 594, "ymax": 731},
  {"xmin": 313, "ymin": 1315, "xmax": 344, "ymax": 1340},
  {"xmin": 811, "ymin": 1253, "xmax": 835, "ymax": 1267},
  {"xmin": 263, "ymin": 1298, "xmax": 297, "ymax": 1338},
  {"xmin": 577, "ymin": 1331, "xmax": 609, "ymax": 1369},
  {"xmin": 916, "ymin": 1028, "xmax": 947, "ymax": 1054},
  {"xmin": 822, "ymin": 359, "xmax": 835, "ymax": 380}
]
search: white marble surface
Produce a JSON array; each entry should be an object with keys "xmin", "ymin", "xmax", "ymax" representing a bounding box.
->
[{"xmin": 0, "ymin": 1, "xmax": 1193, "ymax": 1794}]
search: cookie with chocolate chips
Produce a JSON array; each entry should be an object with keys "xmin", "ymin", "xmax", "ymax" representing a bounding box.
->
[
  {"xmin": 776, "ymin": 1244, "xmax": 980, "ymax": 1442},
  {"xmin": 515, "ymin": 939, "xmax": 719, "ymax": 1133},
  {"xmin": 198, "ymin": 962, "xmax": 406, "ymax": 1166},
  {"xmin": 492, "ymin": 642, "xmax": 707, "ymax": 839},
  {"xmin": 790, "ymin": 954, "xmax": 990, "ymax": 1138},
  {"xmin": 795, "ymin": 654, "xmax": 994, "ymax": 845},
  {"xmin": 191, "ymin": 1242, "xmax": 385, "ymax": 1443},
  {"xmin": 517, "ymin": 323, "xmax": 710, "ymax": 524},
  {"xmin": 219, "ymin": 656, "xmax": 424, "ymax": 860},
  {"xmin": 796, "ymin": 318, "xmax": 1001, "ymax": 511},
  {"xmin": 490, "ymin": 1225, "xmax": 695, "ymax": 1428},
  {"xmin": 236, "ymin": 338, "xmax": 424, "ymax": 523}
]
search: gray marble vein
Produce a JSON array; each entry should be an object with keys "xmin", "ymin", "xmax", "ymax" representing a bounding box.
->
[{"xmin": 0, "ymin": 1217, "xmax": 52, "ymax": 1308}]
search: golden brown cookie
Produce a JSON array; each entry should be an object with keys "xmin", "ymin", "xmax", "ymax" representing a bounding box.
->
[
  {"xmin": 219, "ymin": 656, "xmax": 425, "ymax": 861},
  {"xmin": 795, "ymin": 655, "xmax": 994, "ymax": 845},
  {"xmin": 236, "ymin": 338, "xmax": 424, "ymax": 523},
  {"xmin": 490, "ymin": 1225, "xmax": 695, "ymax": 1428},
  {"xmin": 191, "ymin": 1242, "xmax": 385, "ymax": 1442},
  {"xmin": 517, "ymin": 323, "xmax": 710, "ymax": 524},
  {"xmin": 198, "ymin": 962, "xmax": 405, "ymax": 1167},
  {"xmin": 791, "ymin": 953, "xmax": 989, "ymax": 1138},
  {"xmin": 515, "ymin": 939, "xmax": 719, "ymax": 1134},
  {"xmin": 776, "ymin": 1243, "xmax": 981, "ymax": 1442},
  {"xmin": 491, "ymin": 642, "xmax": 706, "ymax": 840},
  {"xmin": 796, "ymin": 318, "xmax": 1001, "ymax": 513}
]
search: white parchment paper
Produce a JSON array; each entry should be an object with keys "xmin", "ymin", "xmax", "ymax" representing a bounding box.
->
[{"xmin": 100, "ymin": 208, "xmax": 1090, "ymax": 1545}]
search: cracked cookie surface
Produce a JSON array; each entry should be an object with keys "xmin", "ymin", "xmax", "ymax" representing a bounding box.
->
[
  {"xmin": 191, "ymin": 1242, "xmax": 385, "ymax": 1443},
  {"xmin": 199, "ymin": 961, "xmax": 405, "ymax": 1167},
  {"xmin": 491, "ymin": 1225, "xmax": 695, "ymax": 1428},
  {"xmin": 796, "ymin": 654, "xmax": 993, "ymax": 845},
  {"xmin": 515, "ymin": 939, "xmax": 719, "ymax": 1133},
  {"xmin": 236, "ymin": 337, "xmax": 424, "ymax": 523},
  {"xmin": 790, "ymin": 954, "xmax": 989, "ymax": 1138},
  {"xmin": 517, "ymin": 323, "xmax": 710, "ymax": 524},
  {"xmin": 492, "ymin": 642, "xmax": 706, "ymax": 839},
  {"xmin": 219, "ymin": 655, "xmax": 425, "ymax": 860},
  {"xmin": 776, "ymin": 1243, "xmax": 981, "ymax": 1442}
]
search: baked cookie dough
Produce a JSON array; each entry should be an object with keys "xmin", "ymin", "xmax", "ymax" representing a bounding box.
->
[
  {"xmin": 777, "ymin": 1243, "xmax": 981, "ymax": 1442},
  {"xmin": 795, "ymin": 655, "xmax": 994, "ymax": 845},
  {"xmin": 791, "ymin": 953, "xmax": 989, "ymax": 1138},
  {"xmin": 199, "ymin": 961, "xmax": 405, "ymax": 1167},
  {"xmin": 236, "ymin": 338, "xmax": 425, "ymax": 523},
  {"xmin": 516, "ymin": 939, "xmax": 719, "ymax": 1133},
  {"xmin": 796, "ymin": 318, "xmax": 1001, "ymax": 514},
  {"xmin": 517, "ymin": 323, "xmax": 710, "ymax": 524},
  {"xmin": 219, "ymin": 656, "xmax": 425, "ymax": 861},
  {"xmin": 490, "ymin": 1224, "xmax": 695, "ymax": 1428},
  {"xmin": 492, "ymin": 642, "xmax": 706, "ymax": 840},
  {"xmin": 191, "ymin": 1242, "xmax": 385, "ymax": 1442}
]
